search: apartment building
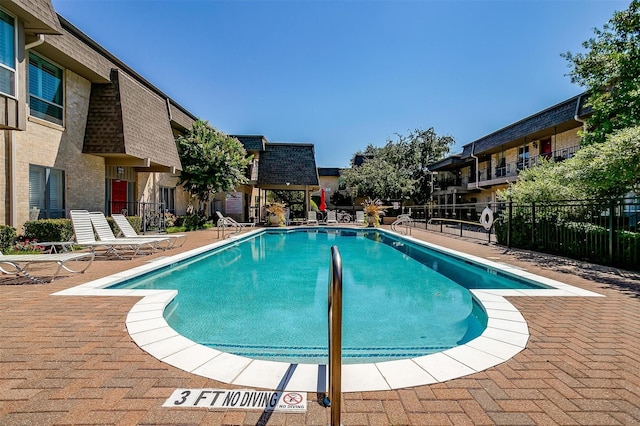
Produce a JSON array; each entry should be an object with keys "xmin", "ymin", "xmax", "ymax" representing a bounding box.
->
[
  {"xmin": 428, "ymin": 94, "xmax": 590, "ymax": 207},
  {"xmin": 1, "ymin": 0, "xmax": 196, "ymax": 231}
]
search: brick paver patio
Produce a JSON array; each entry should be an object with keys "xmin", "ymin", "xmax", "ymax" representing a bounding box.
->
[{"xmin": 1, "ymin": 226, "xmax": 639, "ymax": 425}]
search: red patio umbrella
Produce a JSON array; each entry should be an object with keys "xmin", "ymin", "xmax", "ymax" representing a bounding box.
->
[{"xmin": 319, "ymin": 188, "xmax": 327, "ymax": 211}]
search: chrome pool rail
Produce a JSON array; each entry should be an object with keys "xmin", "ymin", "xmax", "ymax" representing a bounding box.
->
[{"xmin": 325, "ymin": 245, "xmax": 343, "ymax": 425}]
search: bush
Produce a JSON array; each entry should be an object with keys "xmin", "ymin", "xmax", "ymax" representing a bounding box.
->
[
  {"xmin": 178, "ymin": 214, "xmax": 207, "ymax": 231},
  {"xmin": 0, "ymin": 225, "xmax": 16, "ymax": 252},
  {"xmin": 22, "ymin": 219, "xmax": 74, "ymax": 243}
]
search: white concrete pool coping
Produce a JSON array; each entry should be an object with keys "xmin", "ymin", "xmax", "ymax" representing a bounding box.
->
[{"xmin": 54, "ymin": 227, "xmax": 603, "ymax": 392}]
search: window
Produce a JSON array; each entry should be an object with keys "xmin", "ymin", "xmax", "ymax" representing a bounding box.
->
[
  {"xmin": 29, "ymin": 53, "xmax": 64, "ymax": 125},
  {"xmin": 0, "ymin": 9, "xmax": 16, "ymax": 97},
  {"xmin": 159, "ymin": 187, "xmax": 175, "ymax": 213},
  {"xmin": 29, "ymin": 165, "xmax": 65, "ymax": 219},
  {"xmin": 495, "ymin": 156, "xmax": 506, "ymax": 177},
  {"xmin": 518, "ymin": 146, "xmax": 530, "ymax": 170}
]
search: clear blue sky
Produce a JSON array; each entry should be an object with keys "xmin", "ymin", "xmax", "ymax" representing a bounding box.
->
[{"xmin": 51, "ymin": 0, "xmax": 629, "ymax": 167}]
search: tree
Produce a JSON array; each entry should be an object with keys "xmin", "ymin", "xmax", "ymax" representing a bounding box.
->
[
  {"xmin": 562, "ymin": 0, "xmax": 640, "ymax": 145},
  {"xmin": 176, "ymin": 119, "xmax": 252, "ymax": 213},
  {"xmin": 342, "ymin": 128, "xmax": 454, "ymax": 202},
  {"xmin": 498, "ymin": 126, "xmax": 640, "ymax": 202}
]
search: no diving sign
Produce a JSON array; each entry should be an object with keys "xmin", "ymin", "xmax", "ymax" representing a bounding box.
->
[{"xmin": 163, "ymin": 389, "xmax": 307, "ymax": 413}]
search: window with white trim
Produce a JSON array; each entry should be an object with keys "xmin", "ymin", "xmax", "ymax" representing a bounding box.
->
[
  {"xmin": 0, "ymin": 9, "xmax": 16, "ymax": 97},
  {"xmin": 29, "ymin": 53, "xmax": 64, "ymax": 125},
  {"xmin": 29, "ymin": 165, "xmax": 66, "ymax": 219}
]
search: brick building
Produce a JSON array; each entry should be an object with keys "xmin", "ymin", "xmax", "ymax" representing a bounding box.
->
[
  {"xmin": 1, "ymin": 0, "xmax": 321, "ymax": 230},
  {"xmin": 427, "ymin": 94, "xmax": 590, "ymax": 208}
]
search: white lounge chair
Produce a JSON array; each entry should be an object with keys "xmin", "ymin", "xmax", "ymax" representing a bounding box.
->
[
  {"xmin": 307, "ymin": 211, "xmax": 319, "ymax": 225},
  {"xmin": 89, "ymin": 212, "xmax": 171, "ymax": 253},
  {"xmin": 70, "ymin": 210, "xmax": 166, "ymax": 258},
  {"xmin": 326, "ymin": 210, "xmax": 338, "ymax": 225},
  {"xmin": 112, "ymin": 213, "xmax": 187, "ymax": 248},
  {"xmin": 355, "ymin": 211, "xmax": 366, "ymax": 226},
  {"xmin": 0, "ymin": 250, "xmax": 94, "ymax": 284},
  {"xmin": 215, "ymin": 211, "xmax": 255, "ymax": 229}
]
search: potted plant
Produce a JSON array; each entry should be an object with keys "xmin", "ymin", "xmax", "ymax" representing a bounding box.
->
[
  {"xmin": 362, "ymin": 197, "xmax": 386, "ymax": 227},
  {"xmin": 266, "ymin": 202, "xmax": 286, "ymax": 226}
]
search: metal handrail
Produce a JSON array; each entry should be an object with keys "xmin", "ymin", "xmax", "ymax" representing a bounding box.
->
[
  {"xmin": 324, "ymin": 246, "xmax": 342, "ymax": 425},
  {"xmin": 391, "ymin": 214, "xmax": 413, "ymax": 234}
]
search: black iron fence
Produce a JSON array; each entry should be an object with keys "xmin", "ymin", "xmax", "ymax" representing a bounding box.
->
[
  {"xmin": 494, "ymin": 197, "xmax": 639, "ymax": 270},
  {"xmin": 403, "ymin": 198, "xmax": 639, "ymax": 270},
  {"xmin": 107, "ymin": 201, "xmax": 168, "ymax": 233}
]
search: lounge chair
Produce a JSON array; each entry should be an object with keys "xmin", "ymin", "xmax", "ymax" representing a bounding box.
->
[
  {"xmin": 215, "ymin": 211, "xmax": 256, "ymax": 229},
  {"xmin": 355, "ymin": 211, "xmax": 366, "ymax": 226},
  {"xmin": 0, "ymin": 250, "xmax": 94, "ymax": 284},
  {"xmin": 326, "ymin": 210, "xmax": 338, "ymax": 225},
  {"xmin": 89, "ymin": 212, "xmax": 171, "ymax": 253},
  {"xmin": 112, "ymin": 213, "xmax": 187, "ymax": 248},
  {"xmin": 307, "ymin": 211, "xmax": 319, "ymax": 225},
  {"xmin": 70, "ymin": 210, "xmax": 166, "ymax": 258}
]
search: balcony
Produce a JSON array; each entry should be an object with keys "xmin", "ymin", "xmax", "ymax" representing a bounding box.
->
[{"xmin": 468, "ymin": 145, "xmax": 580, "ymax": 189}]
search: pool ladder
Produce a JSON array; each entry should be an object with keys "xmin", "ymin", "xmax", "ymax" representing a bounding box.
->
[{"xmin": 324, "ymin": 245, "xmax": 343, "ymax": 425}]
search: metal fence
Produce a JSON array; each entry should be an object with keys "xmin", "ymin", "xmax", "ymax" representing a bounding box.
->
[
  {"xmin": 107, "ymin": 201, "xmax": 168, "ymax": 233},
  {"xmin": 495, "ymin": 197, "xmax": 639, "ymax": 270},
  {"xmin": 403, "ymin": 198, "xmax": 639, "ymax": 270},
  {"xmin": 402, "ymin": 203, "xmax": 496, "ymax": 243}
]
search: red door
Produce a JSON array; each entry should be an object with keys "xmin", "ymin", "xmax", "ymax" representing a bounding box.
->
[
  {"xmin": 541, "ymin": 139, "xmax": 552, "ymax": 159},
  {"xmin": 111, "ymin": 180, "xmax": 128, "ymax": 214}
]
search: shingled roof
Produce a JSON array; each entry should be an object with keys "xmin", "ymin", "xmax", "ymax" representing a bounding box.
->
[
  {"xmin": 233, "ymin": 135, "xmax": 267, "ymax": 152},
  {"xmin": 461, "ymin": 93, "xmax": 590, "ymax": 158},
  {"xmin": 258, "ymin": 143, "xmax": 319, "ymax": 186},
  {"xmin": 83, "ymin": 69, "xmax": 182, "ymax": 172}
]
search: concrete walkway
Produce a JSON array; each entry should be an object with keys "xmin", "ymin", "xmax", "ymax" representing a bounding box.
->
[{"xmin": 1, "ymin": 226, "xmax": 639, "ymax": 425}]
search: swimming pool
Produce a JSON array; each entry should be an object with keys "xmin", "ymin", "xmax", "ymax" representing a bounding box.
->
[
  {"xmin": 55, "ymin": 227, "xmax": 603, "ymax": 392},
  {"xmin": 111, "ymin": 228, "xmax": 499, "ymax": 363},
  {"xmin": 109, "ymin": 228, "xmax": 545, "ymax": 364}
]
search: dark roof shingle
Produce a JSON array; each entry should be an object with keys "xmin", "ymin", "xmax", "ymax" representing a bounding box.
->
[{"xmin": 258, "ymin": 144, "xmax": 319, "ymax": 186}]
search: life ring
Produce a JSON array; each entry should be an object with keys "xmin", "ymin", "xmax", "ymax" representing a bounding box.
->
[{"xmin": 480, "ymin": 207, "xmax": 494, "ymax": 230}]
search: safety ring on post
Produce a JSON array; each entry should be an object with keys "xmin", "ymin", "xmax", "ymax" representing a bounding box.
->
[{"xmin": 480, "ymin": 207, "xmax": 494, "ymax": 230}]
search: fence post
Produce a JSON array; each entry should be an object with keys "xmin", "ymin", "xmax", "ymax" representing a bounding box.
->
[
  {"xmin": 531, "ymin": 202, "xmax": 536, "ymax": 249},
  {"xmin": 609, "ymin": 199, "xmax": 616, "ymax": 265},
  {"xmin": 508, "ymin": 201, "xmax": 512, "ymax": 248}
]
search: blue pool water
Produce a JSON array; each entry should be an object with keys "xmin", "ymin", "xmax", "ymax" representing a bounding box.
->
[{"xmin": 112, "ymin": 228, "xmax": 547, "ymax": 364}]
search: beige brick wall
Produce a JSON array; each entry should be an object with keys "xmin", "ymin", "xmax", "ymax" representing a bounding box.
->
[{"xmin": 10, "ymin": 69, "xmax": 104, "ymax": 232}]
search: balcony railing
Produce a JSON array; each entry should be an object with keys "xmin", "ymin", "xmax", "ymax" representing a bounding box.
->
[{"xmin": 473, "ymin": 145, "xmax": 580, "ymax": 184}]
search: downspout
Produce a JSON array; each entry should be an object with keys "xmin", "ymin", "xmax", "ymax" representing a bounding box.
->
[
  {"xmin": 10, "ymin": 35, "xmax": 46, "ymax": 226},
  {"xmin": 574, "ymin": 93, "xmax": 586, "ymax": 130},
  {"xmin": 25, "ymin": 34, "xmax": 45, "ymax": 50},
  {"xmin": 470, "ymin": 141, "xmax": 485, "ymax": 191},
  {"xmin": 8, "ymin": 130, "xmax": 17, "ymax": 227}
]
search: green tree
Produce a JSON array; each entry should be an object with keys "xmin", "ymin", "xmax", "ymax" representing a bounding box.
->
[
  {"xmin": 499, "ymin": 126, "xmax": 640, "ymax": 202},
  {"xmin": 342, "ymin": 128, "xmax": 454, "ymax": 202},
  {"xmin": 176, "ymin": 119, "xmax": 252, "ymax": 213},
  {"xmin": 562, "ymin": 0, "xmax": 640, "ymax": 145},
  {"xmin": 570, "ymin": 125, "xmax": 640, "ymax": 198}
]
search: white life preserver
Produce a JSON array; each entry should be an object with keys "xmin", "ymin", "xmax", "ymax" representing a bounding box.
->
[{"xmin": 480, "ymin": 207, "xmax": 494, "ymax": 230}]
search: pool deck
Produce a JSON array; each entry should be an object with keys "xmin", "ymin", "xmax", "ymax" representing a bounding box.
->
[{"xmin": 1, "ymin": 226, "xmax": 639, "ymax": 425}]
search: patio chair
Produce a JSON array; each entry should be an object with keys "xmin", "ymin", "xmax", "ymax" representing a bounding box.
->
[
  {"xmin": 326, "ymin": 210, "xmax": 338, "ymax": 225},
  {"xmin": 112, "ymin": 213, "xmax": 187, "ymax": 248},
  {"xmin": 307, "ymin": 211, "xmax": 319, "ymax": 225},
  {"xmin": 89, "ymin": 212, "xmax": 172, "ymax": 253},
  {"xmin": 355, "ymin": 211, "xmax": 366, "ymax": 226},
  {"xmin": 215, "ymin": 211, "xmax": 256, "ymax": 228},
  {"xmin": 70, "ymin": 210, "xmax": 165, "ymax": 259},
  {"xmin": 0, "ymin": 250, "xmax": 94, "ymax": 284}
]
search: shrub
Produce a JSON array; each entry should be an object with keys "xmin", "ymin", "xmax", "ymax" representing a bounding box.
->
[
  {"xmin": 0, "ymin": 225, "xmax": 16, "ymax": 252},
  {"xmin": 22, "ymin": 219, "xmax": 74, "ymax": 243}
]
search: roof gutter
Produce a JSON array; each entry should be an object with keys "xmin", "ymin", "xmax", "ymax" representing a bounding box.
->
[{"xmin": 25, "ymin": 34, "xmax": 45, "ymax": 50}]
